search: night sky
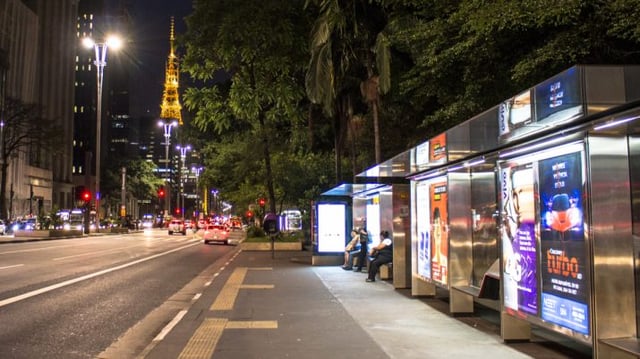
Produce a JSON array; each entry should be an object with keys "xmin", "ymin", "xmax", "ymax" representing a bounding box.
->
[{"xmin": 114, "ymin": 0, "xmax": 193, "ymax": 118}]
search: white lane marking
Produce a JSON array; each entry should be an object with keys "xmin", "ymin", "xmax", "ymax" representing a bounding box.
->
[
  {"xmin": 52, "ymin": 244, "xmax": 151, "ymax": 261},
  {"xmin": 0, "ymin": 241, "xmax": 95, "ymax": 255},
  {"xmin": 153, "ymin": 310, "xmax": 188, "ymax": 342},
  {"xmin": 192, "ymin": 293, "xmax": 202, "ymax": 301},
  {"xmin": 0, "ymin": 242, "xmax": 200, "ymax": 308},
  {"xmin": 0, "ymin": 264, "xmax": 24, "ymax": 270}
]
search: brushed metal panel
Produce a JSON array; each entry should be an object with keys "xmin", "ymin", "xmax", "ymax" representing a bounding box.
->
[
  {"xmin": 588, "ymin": 136, "xmax": 635, "ymax": 347},
  {"xmin": 470, "ymin": 169, "xmax": 499, "ymax": 287},
  {"xmin": 585, "ymin": 66, "xmax": 625, "ymax": 115},
  {"xmin": 392, "ymin": 184, "xmax": 411, "ymax": 288},
  {"xmin": 448, "ymin": 171, "xmax": 472, "ymax": 288}
]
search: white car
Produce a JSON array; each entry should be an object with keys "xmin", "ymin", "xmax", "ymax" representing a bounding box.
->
[{"xmin": 202, "ymin": 225, "xmax": 230, "ymax": 245}]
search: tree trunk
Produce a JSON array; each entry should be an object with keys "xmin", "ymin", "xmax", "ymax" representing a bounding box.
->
[
  {"xmin": 372, "ymin": 99, "xmax": 380, "ymax": 164},
  {"xmin": 259, "ymin": 112, "xmax": 276, "ymax": 215},
  {"xmin": 0, "ymin": 161, "xmax": 8, "ymax": 220}
]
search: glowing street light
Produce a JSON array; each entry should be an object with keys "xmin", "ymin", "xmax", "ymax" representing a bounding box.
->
[
  {"xmin": 176, "ymin": 144, "xmax": 191, "ymax": 218},
  {"xmin": 83, "ymin": 34, "xmax": 122, "ymax": 229},
  {"xmin": 158, "ymin": 119, "xmax": 178, "ymax": 215}
]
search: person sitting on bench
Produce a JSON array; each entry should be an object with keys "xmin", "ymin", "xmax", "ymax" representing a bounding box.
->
[
  {"xmin": 366, "ymin": 230, "xmax": 393, "ymax": 282},
  {"xmin": 342, "ymin": 228, "xmax": 361, "ymax": 270}
]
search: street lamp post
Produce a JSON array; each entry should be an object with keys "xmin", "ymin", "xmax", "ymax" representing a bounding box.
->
[
  {"xmin": 176, "ymin": 144, "xmax": 191, "ymax": 218},
  {"xmin": 191, "ymin": 166, "xmax": 203, "ymax": 217},
  {"xmin": 83, "ymin": 36, "xmax": 122, "ymax": 230},
  {"xmin": 158, "ymin": 120, "xmax": 178, "ymax": 216}
]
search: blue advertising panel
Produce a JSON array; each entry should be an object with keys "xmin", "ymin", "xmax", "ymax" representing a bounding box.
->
[
  {"xmin": 534, "ymin": 67, "xmax": 583, "ymax": 124},
  {"xmin": 500, "ymin": 143, "xmax": 590, "ymax": 336},
  {"xmin": 538, "ymin": 151, "xmax": 589, "ymax": 335}
]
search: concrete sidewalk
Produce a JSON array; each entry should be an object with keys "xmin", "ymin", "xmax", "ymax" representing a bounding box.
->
[{"xmin": 144, "ymin": 249, "xmax": 592, "ymax": 359}]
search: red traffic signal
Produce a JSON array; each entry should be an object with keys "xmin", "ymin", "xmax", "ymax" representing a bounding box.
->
[
  {"xmin": 258, "ymin": 198, "xmax": 266, "ymax": 207},
  {"xmin": 175, "ymin": 208, "xmax": 181, "ymax": 215},
  {"xmin": 246, "ymin": 210, "xmax": 253, "ymax": 218},
  {"xmin": 158, "ymin": 187, "xmax": 165, "ymax": 198},
  {"xmin": 81, "ymin": 190, "xmax": 91, "ymax": 202}
]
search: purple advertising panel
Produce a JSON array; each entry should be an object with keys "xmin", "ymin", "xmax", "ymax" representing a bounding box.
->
[
  {"xmin": 415, "ymin": 181, "xmax": 431, "ymax": 279},
  {"xmin": 501, "ymin": 164, "xmax": 538, "ymax": 315},
  {"xmin": 538, "ymin": 151, "xmax": 589, "ymax": 335}
]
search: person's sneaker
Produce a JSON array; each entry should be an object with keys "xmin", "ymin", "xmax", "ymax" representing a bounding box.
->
[
  {"xmin": 342, "ymin": 266, "xmax": 352, "ymax": 270},
  {"xmin": 354, "ymin": 268, "xmax": 362, "ymax": 272},
  {"xmin": 366, "ymin": 278, "xmax": 375, "ymax": 282}
]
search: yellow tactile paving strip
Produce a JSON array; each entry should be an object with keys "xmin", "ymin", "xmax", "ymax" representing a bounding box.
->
[
  {"xmin": 178, "ymin": 267, "xmax": 276, "ymax": 358},
  {"xmin": 178, "ymin": 318, "xmax": 227, "ymax": 359}
]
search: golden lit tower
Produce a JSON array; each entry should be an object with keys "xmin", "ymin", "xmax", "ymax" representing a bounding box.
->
[{"xmin": 160, "ymin": 17, "xmax": 182, "ymax": 124}]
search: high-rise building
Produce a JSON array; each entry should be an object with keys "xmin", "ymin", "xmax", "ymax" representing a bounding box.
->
[{"xmin": 0, "ymin": 0, "xmax": 77, "ymax": 218}]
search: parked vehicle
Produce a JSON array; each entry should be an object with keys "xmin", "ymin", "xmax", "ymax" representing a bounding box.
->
[
  {"xmin": 168, "ymin": 219, "xmax": 187, "ymax": 235},
  {"xmin": 202, "ymin": 224, "xmax": 230, "ymax": 245}
]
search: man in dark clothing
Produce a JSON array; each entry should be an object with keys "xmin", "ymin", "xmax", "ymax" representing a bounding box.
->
[
  {"xmin": 367, "ymin": 230, "xmax": 393, "ymax": 282},
  {"xmin": 354, "ymin": 227, "xmax": 369, "ymax": 272}
]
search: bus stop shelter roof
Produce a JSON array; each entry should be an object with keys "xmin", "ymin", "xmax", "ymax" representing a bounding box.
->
[{"xmin": 320, "ymin": 150, "xmax": 411, "ymax": 197}]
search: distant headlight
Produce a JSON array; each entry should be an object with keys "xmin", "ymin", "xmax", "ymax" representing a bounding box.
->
[{"xmin": 63, "ymin": 223, "xmax": 71, "ymax": 230}]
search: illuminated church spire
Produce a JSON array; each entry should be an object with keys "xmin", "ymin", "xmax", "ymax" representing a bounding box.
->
[{"xmin": 159, "ymin": 17, "xmax": 182, "ymax": 124}]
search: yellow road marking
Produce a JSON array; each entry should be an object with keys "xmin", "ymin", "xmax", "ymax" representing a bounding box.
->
[
  {"xmin": 210, "ymin": 267, "xmax": 273, "ymax": 311},
  {"xmin": 226, "ymin": 320, "xmax": 278, "ymax": 329},
  {"xmin": 248, "ymin": 267, "xmax": 273, "ymax": 271},
  {"xmin": 240, "ymin": 284, "xmax": 274, "ymax": 289},
  {"xmin": 178, "ymin": 318, "xmax": 227, "ymax": 359}
]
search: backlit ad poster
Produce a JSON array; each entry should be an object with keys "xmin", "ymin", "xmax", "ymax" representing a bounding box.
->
[
  {"xmin": 429, "ymin": 133, "xmax": 447, "ymax": 164},
  {"xmin": 534, "ymin": 67, "xmax": 583, "ymax": 125},
  {"xmin": 430, "ymin": 181, "xmax": 448, "ymax": 285},
  {"xmin": 499, "ymin": 90, "xmax": 532, "ymax": 140},
  {"xmin": 500, "ymin": 163, "xmax": 538, "ymax": 315},
  {"xmin": 317, "ymin": 203, "xmax": 346, "ymax": 253},
  {"xmin": 538, "ymin": 151, "xmax": 589, "ymax": 335},
  {"xmin": 415, "ymin": 181, "xmax": 431, "ymax": 279}
]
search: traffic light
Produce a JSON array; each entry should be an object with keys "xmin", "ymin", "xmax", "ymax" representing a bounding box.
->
[
  {"xmin": 81, "ymin": 189, "xmax": 91, "ymax": 203},
  {"xmin": 258, "ymin": 198, "xmax": 266, "ymax": 208},
  {"xmin": 158, "ymin": 186, "xmax": 165, "ymax": 198},
  {"xmin": 175, "ymin": 208, "xmax": 181, "ymax": 215},
  {"xmin": 76, "ymin": 186, "xmax": 91, "ymax": 203},
  {"xmin": 246, "ymin": 210, "xmax": 253, "ymax": 218}
]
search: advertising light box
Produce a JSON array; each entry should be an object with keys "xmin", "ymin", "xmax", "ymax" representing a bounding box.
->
[
  {"xmin": 500, "ymin": 143, "xmax": 590, "ymax": 336},
  {"xmin": 535, "ymin": 67, "xmax": 583, "ymax": 125},
  {"xmin": 499, "ymin": 90, "xmax": 532, "ymax": 139},
  {"xmin": 413, "ymin": 176, "xmax": 448, "ymax": 285},
  {"xmin": 317, "ymin": 203, "xmax": 347, "ymax": 253}
]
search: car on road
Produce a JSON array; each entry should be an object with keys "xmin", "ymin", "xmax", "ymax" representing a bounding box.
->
[
  {"xmin": 168, "ymin": 219, "xmax": 187, "ymax": 235},
  {"xmin": 202, "ymin": 224, "xmax": 230, "ymax": 245}
]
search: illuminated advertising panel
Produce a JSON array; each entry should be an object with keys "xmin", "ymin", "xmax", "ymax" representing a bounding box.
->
[
  {"xmin": 499, "ymin": 90, "xmax": 532, "ymax": 138},
  {"xmin": 534, "ymin": 67, "xmax": 583, "ymax": 125},
  {"xmin": 429, "ymin": 133, "xmax": 447, "ymax": 164},
  {"xmin": 539, "ymin": 151, "xmax": 588, "ymax": 335},
  {"xmin": 500, "ymin": 144, "xmax": 589, "ymax": 336},
  {"xmin": 415, "ymin": 181, "xmax": 431, "ymax": 279},
  {"xmin": 366, "ymin": 195, "xmax": 381, "ymax": 249},
  {"xmin": 317, "ymin": 203, "xmax": 346, "ymax": 253},
  {"xmin": 430, "ymin": 181, "xmax": 448, "ymax": 285},
  {"xmin": 500, "ymin": 164, "xmax": 538, "ymax": 315}
]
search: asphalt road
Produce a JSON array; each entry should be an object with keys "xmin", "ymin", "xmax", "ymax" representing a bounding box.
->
[{"xmin": 0, "ymin": 229, "xmax": 235, "ymax": 359}]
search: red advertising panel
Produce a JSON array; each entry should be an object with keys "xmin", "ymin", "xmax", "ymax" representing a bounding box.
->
[
  {"xmin": 429, "ymin": 133, "xmax": 447, "ymax": 164},
  {"xmin": 430, "ymin": 181, "xmax": 448, "ymax": 285}
]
